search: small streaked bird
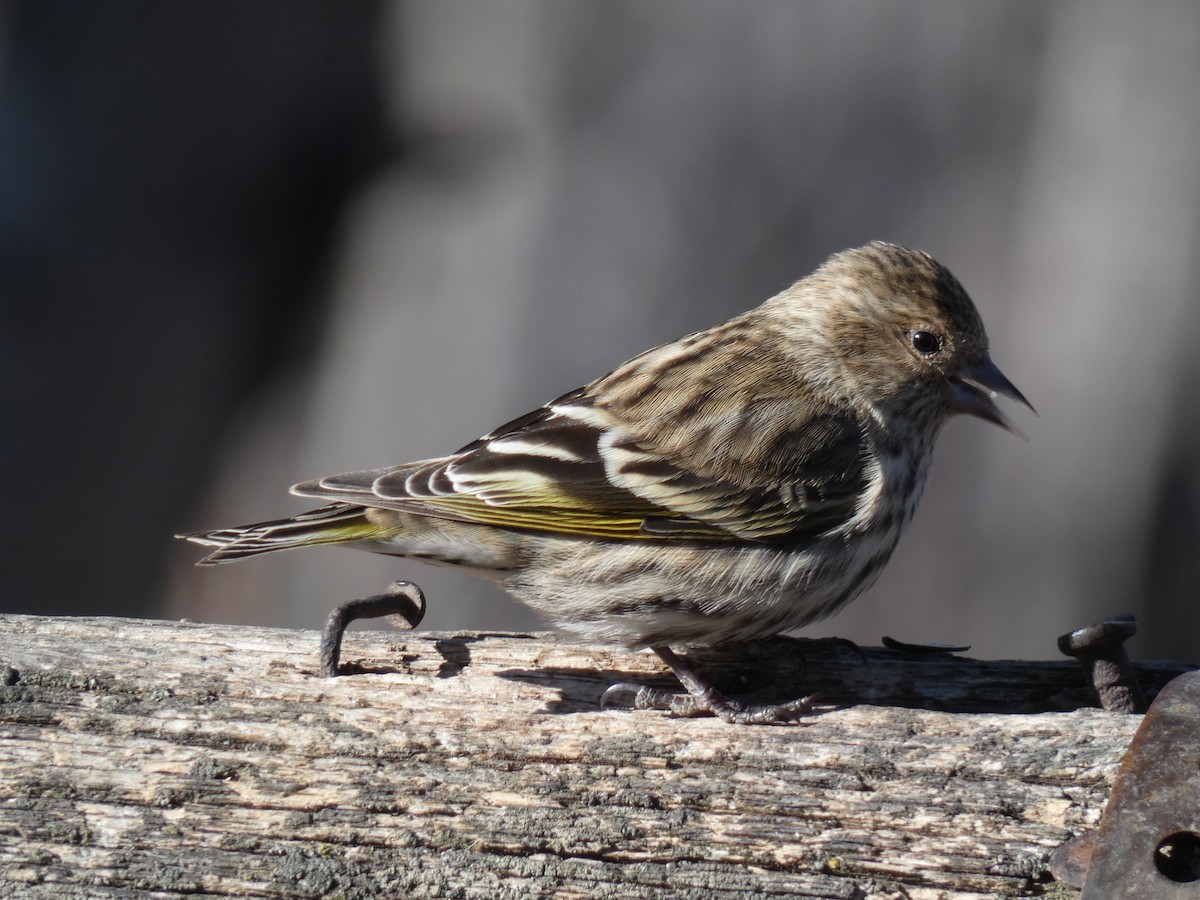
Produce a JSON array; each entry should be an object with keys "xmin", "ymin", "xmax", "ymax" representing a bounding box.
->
[{"xmin": 182, "ymin": 242, "xmax": 1031, "ymax": 724}]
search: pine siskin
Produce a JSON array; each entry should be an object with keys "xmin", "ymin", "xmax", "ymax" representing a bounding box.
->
[{"xmin": 182, "ymin": 242, "xmax": 1031, "ymax": 724}]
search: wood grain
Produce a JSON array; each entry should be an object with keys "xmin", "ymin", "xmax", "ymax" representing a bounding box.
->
[{"xmin": 0, "ymin": 614, "xmax": 1191, "ymax": 899}]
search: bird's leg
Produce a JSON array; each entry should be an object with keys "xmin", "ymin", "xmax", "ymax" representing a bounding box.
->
[
  {"xmin": 652, "ymin": 644, "xmax": 817, "ymax": 724},
  {"xmin": 602, "ymin": 644, "xmax": 816, "ymax": 725},
  {"xmin": 319, "ymin": 580, "xmax": 426, "ymax": 677}
]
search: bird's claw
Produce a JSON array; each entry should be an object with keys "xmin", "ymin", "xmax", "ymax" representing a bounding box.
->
[{"xmin": 600, "ymin": 682, "xmax": 693, "ymax": 713}]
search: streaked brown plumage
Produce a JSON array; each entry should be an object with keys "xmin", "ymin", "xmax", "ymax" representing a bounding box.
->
[{"xmin": 182, "ymin": 242, "xmax": 1031, "ymax": 723}]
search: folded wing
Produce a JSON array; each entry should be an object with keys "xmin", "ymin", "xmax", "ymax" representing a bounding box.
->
[{"xmin": 292, "ymin": 389, "xmax": 868, "ymax": 545}]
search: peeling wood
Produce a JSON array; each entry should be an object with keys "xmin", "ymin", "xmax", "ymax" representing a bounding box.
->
[{"xmin": 0, "ymin": 614, "xmax": 1192, "ymax": 899}]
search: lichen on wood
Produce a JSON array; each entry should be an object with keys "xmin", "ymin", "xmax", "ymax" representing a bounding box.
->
[{"xmin": 0, "ymin": 614, "xmax": 1191, "ymax": 898}]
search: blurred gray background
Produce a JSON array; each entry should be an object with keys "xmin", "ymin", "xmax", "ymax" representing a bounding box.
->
[{"xmin": 3, "ymin": 0, "xmax": 1198, "ymax": 663}]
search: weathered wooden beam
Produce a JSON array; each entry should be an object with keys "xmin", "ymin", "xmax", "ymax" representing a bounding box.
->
[{"xmin": 0, "ymin": 614, "xmax": 1191, "ymax": 898}]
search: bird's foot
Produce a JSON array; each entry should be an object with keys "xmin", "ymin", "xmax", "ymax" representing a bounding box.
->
[
  {"xmin": 600, "ymin": 644, "xmax": 819, "ymax": 725},
  {"xmin": 601, "ymin": 682, "xmax": 815, "ymax": 724}
]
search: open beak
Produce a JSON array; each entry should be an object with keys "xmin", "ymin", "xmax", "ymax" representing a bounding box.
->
[{"xmin": 948, "ymin": 356, "xmax": 1035, "ymax": 437}]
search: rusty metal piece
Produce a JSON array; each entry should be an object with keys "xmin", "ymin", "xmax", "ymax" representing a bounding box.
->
[
  {"xmin": 1057, "ymin": 615, "xmax": 1148, "ymax": 713},
  {"xmin": 1050, "ymin": 669, "xmax": 1200, "ymax": 896},
  {"xmin": 319, "ymin": 580, "xmax": 427, "ymax": 677},
  {"xmin": 1049, "ymin": 830, "xmax": 1099, "ymax": 890}
]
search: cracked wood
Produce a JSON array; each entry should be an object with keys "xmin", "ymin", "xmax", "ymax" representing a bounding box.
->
[{"xmin": 0, "ymin": 614, "xmax": 1192, "ymax": 899}]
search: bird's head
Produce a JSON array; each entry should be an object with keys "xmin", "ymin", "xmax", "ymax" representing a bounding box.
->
[{"xmin": 781, "ymin": 242, "xmax": 1033, "ymax": 435}]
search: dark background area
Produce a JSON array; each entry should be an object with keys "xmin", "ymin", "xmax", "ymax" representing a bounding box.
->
[{"xmin": 2, "ymin": 1, "xmax": 1198, "ymax": 663}]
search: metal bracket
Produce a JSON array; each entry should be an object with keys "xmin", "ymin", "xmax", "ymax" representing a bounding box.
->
[{"xmin": 1050, "ymin": 669, "xmax": 1200, "ymax": 896}]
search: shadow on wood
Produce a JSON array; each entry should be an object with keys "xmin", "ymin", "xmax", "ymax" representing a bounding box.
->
[{"xmin": 0, "ymin": 614, "xmax": 1193, "ymax": 898}]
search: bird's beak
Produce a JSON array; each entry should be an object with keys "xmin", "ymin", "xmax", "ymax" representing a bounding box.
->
[{"xmin": 948, "ymin": 356, "xmax": 1035, "ymax": 437}]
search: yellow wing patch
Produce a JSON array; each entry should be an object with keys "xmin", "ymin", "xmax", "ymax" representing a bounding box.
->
[{"xmin": 394, "ymin": 492, "xmax": 728, "ymax": 541}]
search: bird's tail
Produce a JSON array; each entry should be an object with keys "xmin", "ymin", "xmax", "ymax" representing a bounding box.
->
[{"xmin": 178, "ymin": 503, "xmax": 381, "ymax": 565}]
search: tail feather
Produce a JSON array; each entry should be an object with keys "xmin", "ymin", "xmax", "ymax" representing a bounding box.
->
[{"xmin": 178, "ymin": 503, "xmax": 380, "ymax": 565}]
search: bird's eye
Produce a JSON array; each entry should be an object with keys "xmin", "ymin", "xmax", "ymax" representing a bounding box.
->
[{"xmin": 910, "ymin": 330, "xmax": 942, "ymax": 355}]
